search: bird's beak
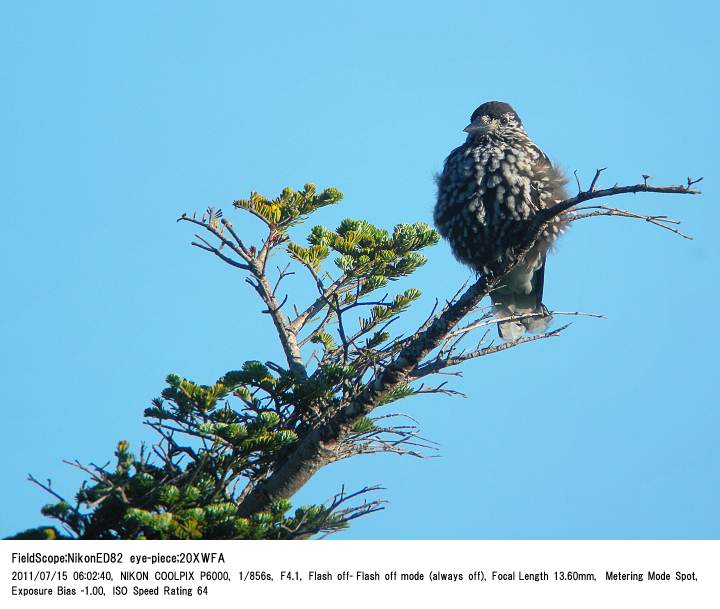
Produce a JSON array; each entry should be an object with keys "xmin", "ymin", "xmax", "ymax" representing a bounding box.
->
[{"xmin": 464, "ymin": 122, "xmax": 483, "ymax": 134}]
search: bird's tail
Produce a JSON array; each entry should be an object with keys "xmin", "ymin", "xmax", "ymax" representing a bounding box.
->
[{"xmin": 491, "ymin": 256, "xmax": 552, "ymax": 340}]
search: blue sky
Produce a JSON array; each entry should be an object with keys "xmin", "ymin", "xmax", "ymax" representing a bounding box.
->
[{"xmin": 1, "ymin": 0, "xmax": 718, "ymax": 539}]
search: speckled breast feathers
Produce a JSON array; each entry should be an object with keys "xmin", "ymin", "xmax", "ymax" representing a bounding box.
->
[{"xmin": 434, "ymin": 112, "xmax": 567, "ymax": 275}]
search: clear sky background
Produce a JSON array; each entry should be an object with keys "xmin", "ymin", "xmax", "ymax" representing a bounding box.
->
[{"xmin": 2, "ymin": 0, "xmax": 718, "ymax": 539}]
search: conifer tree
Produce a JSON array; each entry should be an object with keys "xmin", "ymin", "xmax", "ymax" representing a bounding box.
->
[{"xmin": 11, "ymin": 176, "xmax": 700, "ymax": 540}]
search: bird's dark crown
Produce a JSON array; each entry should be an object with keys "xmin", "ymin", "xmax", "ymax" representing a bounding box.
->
[{"xmin": 470, "ymin": 101, "xmax": 521, "ymax": 125}]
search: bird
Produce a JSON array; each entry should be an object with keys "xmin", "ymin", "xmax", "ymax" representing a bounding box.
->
[{"xmin": 434, "ymin": 101, "xmax": 568, "ymax": 339}]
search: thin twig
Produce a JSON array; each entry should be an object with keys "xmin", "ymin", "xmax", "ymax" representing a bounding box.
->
[
  {"xmin": 444, "ymin": 309, "xmax": 605, "ymax": 340},
  {"xmin": 565, "ymin": 206, "xmax": 693, "ymax": 240},
  {"xmin": 589, "ymin": 167, "xmax": 607, "ymax": 192}
]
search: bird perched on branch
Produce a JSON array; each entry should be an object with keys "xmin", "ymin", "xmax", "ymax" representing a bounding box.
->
[{"xmin": 434, "ymin": 101, "xmax": 568, "ymax": 339}]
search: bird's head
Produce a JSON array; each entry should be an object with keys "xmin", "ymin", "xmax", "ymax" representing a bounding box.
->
[{"xmin": 464, "ymin": 101, "xmax": 522, "ymax": 136}]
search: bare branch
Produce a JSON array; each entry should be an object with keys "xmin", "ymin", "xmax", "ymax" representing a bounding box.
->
[
  {"xmin": 444, "ymin": 309, "xmax": 605, "ymax": 340},
  {"xmin": 178, "ymin": 215, "xmax": 253, "ymax": 264},
  {"xmin": 411, "ymin": 324, "xmax": 571, "ymax": 379},
  {"xmin": 414, "ymin": 381, "xmax": 467, "ymax": 398},
  {"xmin": 542, "ymin": 178, "xmax": 701, "ymax": 226},
  {"xmin": 242, "ymin": 264, "xmax": 307, "ymax": 378},
  {"xmin": 27, "ymin": 475, "xmax": 81, "ymax": 517},
  {"xmin": 291, "ymin": 273, "xmax": 349, "ymax": 332},
  {"xmin": 220, "ymin": 218, "xmax": 251, "ymax": 254},
  {"xmin": 190, "ymin": 240, "xmax": 250, "ymax": 270},
  {"xmin": 589, "ymin": 167, "xmax": 607, "ymax": 192},
  {"xmin": 262, "ymin": 293, "xmax": 289, "ymax": 314},
  {"xmin": 565, "ymin": 205, "xmax": 692, "ymax": 240},
  {"xmin": 339, "ymin": 413, "xmax": 440, "ymax": 460},
  {"xmin": 271, "ymin": 263, "xmax": 294, "ymax": 296}
]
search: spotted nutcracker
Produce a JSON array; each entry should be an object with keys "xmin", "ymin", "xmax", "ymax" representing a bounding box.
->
[{"xmin": 434, "ymin": 101, "xmax": 568, "ymax": 339}]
